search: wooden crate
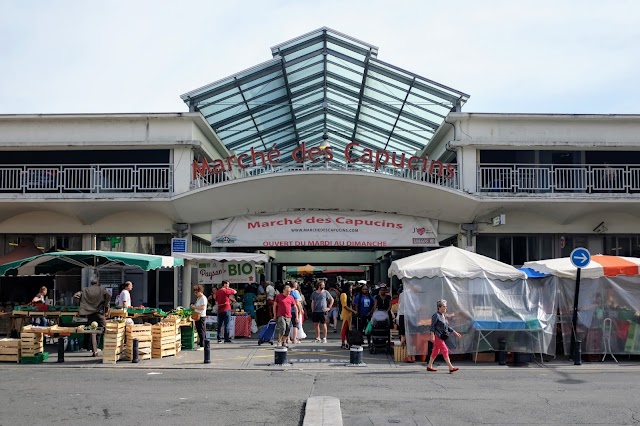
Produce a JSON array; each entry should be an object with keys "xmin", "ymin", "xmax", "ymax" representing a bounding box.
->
[
  {"xmin": 0, "ymin": 338, "xmax": 21, "ymax": 363},
  {"xmin": 20, "ymin": 332, "xmax": 44, "ymax": 356},
  {"xmin": 151, "ymin": 323, "xmax": 178, "ymax": 358},
  {"xmin": 123, "ymin": 324, "xmax": 152, "ymax": 361},
  {"xmin": 393, "ymin": 344, "xmax": 406, "ymax": 363},
  {"xmin": 103, "ymin": 321, "xmax": 126, "ymax": 364}
]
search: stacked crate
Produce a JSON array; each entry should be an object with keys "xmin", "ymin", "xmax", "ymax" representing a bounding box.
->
[
  {"xmin": 152, "ymin": 322, "xmax": 177, "ymax": 358},
  {"xmin": 180, "ymin": 324, "xmax": 196, "ymax": 350},
  {"xmin": 102, "ymin": 321, "xmax": 125, "ymax": 364},
  {"xmin": 124, "ymin": 324, "xmax": 152, "ymax": 361},
  {"xmin": 20, "ymin": 327, "xmax": 44, "ymax": 361},
  {"xmin": 0, "ymin": 338, "xmax": 21, "ymax": 363},
  {"xmin": 162, "ymin": 317, "xmax": 182, "ymax": 354}
]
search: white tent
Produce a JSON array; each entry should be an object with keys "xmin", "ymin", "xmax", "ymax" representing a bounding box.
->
[
  {"xmin": 389, "ymin": 246, "xmax": 526, "ymax": 280},
  {"xmin": 389, "ymin": 246, "xmax": 556, "ymax": 358}
]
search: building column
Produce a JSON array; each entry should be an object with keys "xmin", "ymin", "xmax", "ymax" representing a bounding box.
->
[
  {"xmin": 172, "ymin": 224, "xmax": 192, "ymax": 308},
  {"xmin": 460, "ymin": 146, "xmax": 477, "ymax": 193},
  {"xmin": 172, "ymin": 147, "xmax": 194, "ymax": 194}
]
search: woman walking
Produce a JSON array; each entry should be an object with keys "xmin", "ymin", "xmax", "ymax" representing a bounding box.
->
[
  {"xmin": 340, "ymin": 282, "xmax": 356, "ymax": 349},
  {"xmin": 427, "ymin": 299, "xmax": 461, "ymax": 373}
]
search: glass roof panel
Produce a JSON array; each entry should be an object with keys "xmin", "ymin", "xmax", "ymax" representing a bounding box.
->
[
  {"xmin": 287, "ymin": 62, "xmax": 324, "ymax": 84},
  {"xmin": 182, "ymin": 28, "xmax": 469, "ymax": 161}
]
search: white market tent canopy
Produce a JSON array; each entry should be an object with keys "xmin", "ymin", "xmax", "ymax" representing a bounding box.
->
[
  {"xmin": 388, "ymin": 246, "xmax": 527, "ymax": 281},
  {"xmin": 523, "ymin": 255, "xmax": 640, "ymax": 279},
  {"xmin": 172, "ymin": 252, "xmax": 270, "ymax": 263}
]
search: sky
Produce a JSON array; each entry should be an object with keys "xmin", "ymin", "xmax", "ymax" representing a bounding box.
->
[{"xmin": 1, "ymin": 0, "xmax": 639, "ymax": 115}]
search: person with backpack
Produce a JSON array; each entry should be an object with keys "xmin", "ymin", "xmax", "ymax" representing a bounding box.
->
[{"xmin": 354, "ymin": 284, "xmax": 375, "ymax": 345}]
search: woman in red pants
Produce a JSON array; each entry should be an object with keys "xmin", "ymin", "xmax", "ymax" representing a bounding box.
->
[{"xmin": 427, "ymin": 299, "xmax": 461, "ymax": 373}]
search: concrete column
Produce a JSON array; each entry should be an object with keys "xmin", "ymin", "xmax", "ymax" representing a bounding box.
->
[
  {"xmin": 172, "ymin": 146, "xmax": 193, "ymax": 195},
  {"xmin": 265, "ymin": 262, "xmax": 272, "ymax": 282},
  {"xmin": 460, "ymin": 146, "xmax": 478, "ymax": 193},
  {"xmin": 81, "ymin": 234, "xmax": 96, "ymax": 250},
  {"xmin": 271, "ymin": 263, "xmax": 279, "ymax": 282}
]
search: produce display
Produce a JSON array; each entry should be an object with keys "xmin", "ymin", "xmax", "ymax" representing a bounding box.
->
[{"xmin": 166, "ymin": 307, "xmax": 194, "ymax": 320}]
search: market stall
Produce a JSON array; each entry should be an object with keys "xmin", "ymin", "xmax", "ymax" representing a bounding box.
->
[
  {"xmin": 389, "ymin": 246, "xmax": 557, "ymax": 360},
  {"xmin": 173, "ymin": 252, "xmax": 270, "ymax": 331},
  {"xmin": 523, "ymin": 255, "xmax": 640, "ymax": 356}
]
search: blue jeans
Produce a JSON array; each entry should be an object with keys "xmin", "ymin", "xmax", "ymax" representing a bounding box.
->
[{"xmin": 217, "ymin": 310, "xmax": 231, "ymax": 341}]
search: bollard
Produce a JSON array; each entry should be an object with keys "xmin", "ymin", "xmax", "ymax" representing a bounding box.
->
[
  {"xmin": 57, "ymin": 337, "xmax": 65, "ymax": 363},
  {"xmin": 497, "ymin": 338, "xmax": 507, "ymax": 366},
  {"xmin": 274, "ymin": 346, "xmax": 288, "ymax": 365},
  {"xmin": 573, "ymin": 340, "xmax": 582, "ymax": 365},
  {"xmin": 204, "ymin": 339, "xmax": 211, "ymax": 364},
  {"xmin": 132, "ymin": 338, "xmax": 140, "ymax": 363},
  {"xmin": 346, "ymin": 345, "xmax": 366, "ymax": 367}
]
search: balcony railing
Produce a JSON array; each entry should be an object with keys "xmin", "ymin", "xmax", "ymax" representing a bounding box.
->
[
  {"xmin": 478, "ymin": 163, "xmax": 640, "ymax": 194},
  {"xmin": 191, "ymin": 162, "xmax": 460, "ymax": 190},
  {"xmin": 0, "ymin": 164, "xmax": 173, "ymax": 194}
]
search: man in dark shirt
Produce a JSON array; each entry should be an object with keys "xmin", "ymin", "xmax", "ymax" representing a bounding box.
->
[{"xmin": 74, "ymin": 279, "xmax": 111, "ymax": 355}]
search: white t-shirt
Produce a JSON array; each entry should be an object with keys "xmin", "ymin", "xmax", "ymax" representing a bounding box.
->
[
  {"xmin": 195, "ymin": 295, "xmax": 207, "ymax": 316},
  {"xmin": 117, "ymin": 289, "xmax": 132, "ymax": 308},
  {"xmin": 266, "ymin": 285, "xmax": 276, "ymax": 301}
]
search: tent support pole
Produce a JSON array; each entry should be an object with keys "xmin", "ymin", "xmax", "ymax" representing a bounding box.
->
[{"xmin": 570, "ymin": 267, "xmax": 582, "ymax": 357}]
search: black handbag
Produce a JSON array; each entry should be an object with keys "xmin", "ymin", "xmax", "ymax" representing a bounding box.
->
[{"xmin": 440, "ymin": 330, "xmax": 450, "ymax": 341}]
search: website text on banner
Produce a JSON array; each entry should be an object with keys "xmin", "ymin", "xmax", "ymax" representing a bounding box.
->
[
  {"xmin": 211, "ymin": 211, "xmax": 438, "ymax": 248},
  {"xmin": 197, "ymin": 261, "xmax": 257, "ymax": 284}
]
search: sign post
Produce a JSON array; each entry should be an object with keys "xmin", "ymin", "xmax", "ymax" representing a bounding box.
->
[{"xmin": 569, "ymin": 247, "xmax": 591, "ymax": 363}]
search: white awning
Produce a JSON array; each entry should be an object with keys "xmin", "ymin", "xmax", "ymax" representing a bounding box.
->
[{"xmin": 173, "ymin": 252, "xmax": 270, "ymax": 263}]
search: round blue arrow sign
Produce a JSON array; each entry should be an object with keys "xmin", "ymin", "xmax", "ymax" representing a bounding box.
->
[{"xmin": 570, "ymin": 247, "xmax": 591, "ymax": 268}]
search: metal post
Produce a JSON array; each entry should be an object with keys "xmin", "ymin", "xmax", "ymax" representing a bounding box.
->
[
  {"xmin": 497, "ymin": 338, "xmax": 507, "ymax": 365},
  {"xmin": 570, "ymin": 267, "xmax": 582, "ymax": 357},
  {"xmin": 573, "ymin": 340, "xmax": 582, "ymax": 365},
  {"xmin": 132, "ymin": 338, "xmax": 140, "ymax": 363},
  {"xmin": 57, "ymin": 337, "xmax": 65, "ymax": 363},
  {"xmin": 204, "ymin": 339, "xmax": 211, "ymax": 364}
]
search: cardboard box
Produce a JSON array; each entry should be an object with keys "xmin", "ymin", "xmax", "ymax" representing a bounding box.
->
[{"xmin": 472, "ymin": 352, "xmax": 495, "ymax": 362}]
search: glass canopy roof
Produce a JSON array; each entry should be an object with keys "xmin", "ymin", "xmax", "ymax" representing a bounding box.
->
[{"xmin": 181, "ymin": 27, "xmax": 469, "ymax": 164}]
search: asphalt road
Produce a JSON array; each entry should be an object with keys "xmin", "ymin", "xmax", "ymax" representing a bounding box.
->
[{"xmin": 0, "ymin": 366, "xmax": 639, "ymax": 426}]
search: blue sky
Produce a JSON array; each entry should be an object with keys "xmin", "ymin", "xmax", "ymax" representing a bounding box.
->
[{"xmin": 1, "ymin": 0, "xmax": 639, "ymax": 115}]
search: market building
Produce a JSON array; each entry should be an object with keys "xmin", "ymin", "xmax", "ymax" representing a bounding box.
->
[{"xmin": 2, "ymin": 27, "xmax": 640, "ymax": 310}]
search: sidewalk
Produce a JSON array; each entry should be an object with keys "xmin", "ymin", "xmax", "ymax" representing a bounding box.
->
[{"xmin": 3, "ymin": 335, "xmax": 639, "ymax": 372}]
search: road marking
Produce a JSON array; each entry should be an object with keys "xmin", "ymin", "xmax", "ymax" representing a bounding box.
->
[{"xmin": 147, "ymin": 372, "xmax": 162, "ymax": 375}]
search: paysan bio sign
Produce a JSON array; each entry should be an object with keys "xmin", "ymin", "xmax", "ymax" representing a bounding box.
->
[
  {"xmin": 211, "ymin": 211, "xmax": 438, "ymax": 248},
  {"xmin": 197, "ymin": 261, "xmax": 256, "ymax": 284}
]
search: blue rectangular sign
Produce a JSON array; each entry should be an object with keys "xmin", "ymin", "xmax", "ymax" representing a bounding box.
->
[{"xmin": 171, "ymin": 238, "xmax": 187, "ymax": 254}]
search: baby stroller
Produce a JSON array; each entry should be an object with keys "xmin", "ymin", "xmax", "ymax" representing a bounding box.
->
[{"xmin": 368, "ymin": 310, "xmax": 391, "ymax": 354}]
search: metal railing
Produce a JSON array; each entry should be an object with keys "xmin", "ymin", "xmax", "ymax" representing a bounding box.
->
[
  {"xmin": 478, "ymin": 163, "xmax": 640, "ymax": 194},
  {"xmin": 0, "ymin": 164, "xmax": 173, "ymax": 194},
  {"xmin": 191, "ymin": 162, "xmax": 460, "ymax": 190}
]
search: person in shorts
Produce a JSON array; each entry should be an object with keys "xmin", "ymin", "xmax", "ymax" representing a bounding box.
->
[
  {"xmin": 326, "ymin": 282, "xmax": 341, "ymax": 333},
  {"xmin": 310, "ymin": 279, "xmax": 334, "ymax": 343},
  {"xmin": 273, "ymin": 284, "xmax": 297, "ymax": 347}
]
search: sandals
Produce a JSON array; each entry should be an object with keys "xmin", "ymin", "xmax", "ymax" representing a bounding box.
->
[
  {"xmin": 426, "ymin": 367, "xmax": 437, "ymax": 371},
  {"xmin": 405, "ymin": 356, "xmax": 415, "ymax": 363},
  {"xmin": 449, "ymin": 367, "xmax": 459, "ymax": 374}
]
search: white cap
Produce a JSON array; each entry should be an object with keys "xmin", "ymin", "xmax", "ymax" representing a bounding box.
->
[{"xmin": 357, "ymin": 280, "xmax": 367, "ymax": 285}]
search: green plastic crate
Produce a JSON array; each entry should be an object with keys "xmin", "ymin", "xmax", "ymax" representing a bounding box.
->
[{"xmin": 20, "ymin": 352, "xmax": 49, "ymax": 364}]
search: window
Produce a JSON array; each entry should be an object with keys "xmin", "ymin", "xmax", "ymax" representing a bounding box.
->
[{"xmin": 477, "ymin": 235, "xmax": 554, "ymax": 266}]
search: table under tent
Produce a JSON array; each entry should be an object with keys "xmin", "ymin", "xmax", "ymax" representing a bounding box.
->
[
  {"xmin": 523, "ymin": 255, "xmax": 640, "ymax": 358},
  {"xmin": 389, "ymin": 246, "xmax": 557, "ymax": 361}
]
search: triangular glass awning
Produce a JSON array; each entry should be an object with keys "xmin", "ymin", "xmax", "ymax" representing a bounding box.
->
[{"xmin": 181, "ymin": 27, "xmax": 469, "ymax": 164}]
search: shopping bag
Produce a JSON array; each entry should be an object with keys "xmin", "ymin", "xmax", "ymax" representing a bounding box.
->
[
  {"xmin": 251, "ymin": 319, "xmax": 258, "ymax": 334},
  {"xmin": 364, "ymin": 320, "xmax": 373, "ymax": 335}
]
